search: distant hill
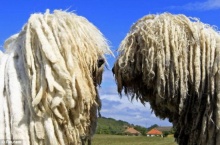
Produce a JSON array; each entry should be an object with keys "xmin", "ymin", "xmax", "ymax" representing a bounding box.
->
[{"xmin": 96, "ymin": 117, "xmax": 147, "ymax": 135}]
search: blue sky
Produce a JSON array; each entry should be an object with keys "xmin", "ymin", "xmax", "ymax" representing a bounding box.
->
[{"xmin": 0, "ymin": 0, "xmax": 220, "ymax": 127}]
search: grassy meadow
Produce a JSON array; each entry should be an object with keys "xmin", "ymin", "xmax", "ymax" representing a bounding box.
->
[{"xmin": 92, "ymin": 134, "xmax": 177, "ymax": 145}]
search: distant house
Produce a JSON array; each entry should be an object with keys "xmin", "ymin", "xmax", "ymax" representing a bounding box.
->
[
  {"xmin": 124, "ymin": 127, "xmax": 141, "ymax": 136},
  {"xmin": 146, "ymin": 128, "xmax": 163, "ymax": 137},
  {"xmin": 146, "ymin": 126, "xmax": 172, "ymax": 137}
]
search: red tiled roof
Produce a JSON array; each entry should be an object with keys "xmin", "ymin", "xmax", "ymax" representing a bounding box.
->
[
  {"xmin": 146, "ymin": 129, "xmax": 163, "ymax": 135},
  {"xmin": 124, "ymin": 127, "xmax": 140, "ymax": 134}
]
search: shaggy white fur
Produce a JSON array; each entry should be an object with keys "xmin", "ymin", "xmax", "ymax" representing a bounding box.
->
[
  {"xmin": 113, "ymin": 13, "xmax": 220, "ymax": 145},
  {"xmin": 0, "ymin": 10, "xmax": 112, "ymax": 145}
]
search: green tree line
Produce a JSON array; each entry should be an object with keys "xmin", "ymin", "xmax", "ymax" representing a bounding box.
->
[{"xmin": 96, "ymin": 117, "xmax": 163, "ymax": 136}]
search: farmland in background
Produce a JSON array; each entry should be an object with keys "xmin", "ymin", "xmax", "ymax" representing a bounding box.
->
[{"xmin": 92, "ymin": 134, "xmax": 177, "ymax": 145}]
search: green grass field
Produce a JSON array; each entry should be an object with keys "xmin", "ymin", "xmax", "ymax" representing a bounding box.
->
[{"xmin": 92, "ymin": 134, "xmax": 177, "ymax": 145}]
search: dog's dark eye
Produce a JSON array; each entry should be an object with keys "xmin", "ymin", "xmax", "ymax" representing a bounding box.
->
[{"xmin": 98, "ymin": 58, "xmax": 105, "ymax": 68}]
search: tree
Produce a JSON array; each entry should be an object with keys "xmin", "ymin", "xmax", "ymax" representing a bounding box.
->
[
  {"xmin": 134, "ymin": 125, "xmax": 147, "ymax": 136},
  {"xmin": 147, "ymin": 124, "xmax": 159, "ymax": 131}
]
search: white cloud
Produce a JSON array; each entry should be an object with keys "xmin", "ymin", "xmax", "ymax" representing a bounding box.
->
[
  {"xmin": 170, "ymin": 0, "xmax": 220, "ymax": 11},
  {"xmin": 101, "ymin": 94, "xmax": 150, "ymax": 111},
  {"xmin": 99, "ymin": 93, "xmax": 172, "ymax": 127}
]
